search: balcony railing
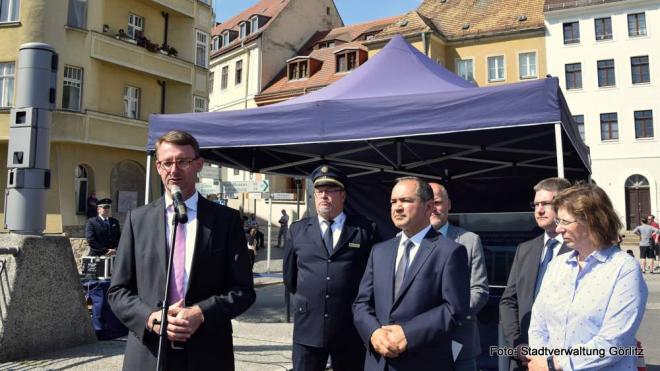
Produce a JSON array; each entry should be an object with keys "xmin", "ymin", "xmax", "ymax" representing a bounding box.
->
[{"xmin": 91, "ymin": 31, "xmax": 193, "ymax": 84}]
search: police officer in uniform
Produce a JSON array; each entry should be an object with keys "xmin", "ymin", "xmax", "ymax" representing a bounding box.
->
[
  {"xmin": 284, "ymin": 164, "xmax": 377, "ymax": 371},
  {"xmin": 85, "ymin": 198, "xmax": 121, "ymax": 256}
]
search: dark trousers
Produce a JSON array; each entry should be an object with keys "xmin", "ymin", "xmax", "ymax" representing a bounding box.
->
[{"xmin": 293, "ymin": 342, "xmax": 365, "ymax": 371}]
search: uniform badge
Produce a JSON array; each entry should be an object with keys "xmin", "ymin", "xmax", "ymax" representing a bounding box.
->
[
  {"xmin": 349, "ymin": 242, "xmax": 360, "ymax": 248},
  {"xmin": 321, "ymin": 166, "xmax": 328, "ymax": 173}
]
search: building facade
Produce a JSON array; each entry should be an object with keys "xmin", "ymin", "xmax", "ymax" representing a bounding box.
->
[
  {"xmin": 367, "ymin": 0, "xmax": 547, "ymax": 87},
  {"xmin": 545, "ymin": 0, "xmax": 660, "ymax": 228},
  {"xmin": 0, "ymin": 0, "xmax": 212, "ymax": 233}
]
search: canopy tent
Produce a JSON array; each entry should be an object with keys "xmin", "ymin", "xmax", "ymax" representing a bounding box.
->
[{"xmin": 147, "ymin": 35, "xmax": 590, "ymax": 237}]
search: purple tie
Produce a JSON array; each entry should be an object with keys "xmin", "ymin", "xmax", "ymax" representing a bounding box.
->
[{"xmin": 168, "ymin": 216, "xmax": 186, "ymax": 304}]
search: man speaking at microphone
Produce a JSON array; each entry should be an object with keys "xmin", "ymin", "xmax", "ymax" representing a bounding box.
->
[{"xmin": 108, "ymin": 130, "xmax": 255, "ymax": 370}]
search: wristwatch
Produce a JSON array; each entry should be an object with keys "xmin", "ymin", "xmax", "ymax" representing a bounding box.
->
[{"xmin": 547, "ymin": 356, "xmax": 556, "ymax": 371}]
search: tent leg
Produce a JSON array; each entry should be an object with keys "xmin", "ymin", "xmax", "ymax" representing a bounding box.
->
[
  {"xmin": 554, "ymin": 123, "xmax": 565, "ymax": 178},
  {"xmin": 145, "ymin": 153, "xmax": 152, "ymax": 205}
]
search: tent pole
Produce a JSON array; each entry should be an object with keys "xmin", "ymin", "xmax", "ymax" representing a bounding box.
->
[
  {"xmin": 554, "ymin": 123, "xmax": 565, "ymax": 178},
  {"xmin": 145, "ymin": 153, "xmax": 152, "ymax": 205}
]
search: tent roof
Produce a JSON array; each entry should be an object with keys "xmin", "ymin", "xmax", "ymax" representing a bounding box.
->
[{"xmin": 147, "ymin": 35, "xmax": 590, "ymax": 221}]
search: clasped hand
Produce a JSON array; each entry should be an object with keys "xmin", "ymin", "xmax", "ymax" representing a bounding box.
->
[
  {"xmin": 370, "ymin": 324, "xmax": 408, "ymax": 358},
  {"xmin": 147, "ymin": 300, "xmax": 204, "ymax": 342}
]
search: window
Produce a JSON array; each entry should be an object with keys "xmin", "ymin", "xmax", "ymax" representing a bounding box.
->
[
  {"xmin": 0, "ymin": 62, "xmax": 15, "ymax": 107},
  {"xmin": 62, "ymin": 66, "xmax": 83, "ymax": 111},
  {"xmin": 455, "ymin": 59, "xmax": 474, "ymax": 82},
  {"xmin": 594, "ymin": 17, "xmax": 612, "ymax": 40},
  {"xmin": 0, "ymin": 0, "xmax": 19, "ymax": 22},
  {"xmin": 239, "ymin": 22, "xmax": 250, "ymax": 38},
  {"xmin": 235, "ymin": 60, "xmax": 242, "ymax": 85},
  {"xmin": 487, "ymin": 55, "xmax": 505, "ymax": 82},
  {"xmin": 628, "ymin": 13, "xmax": 647, "ymax": 37},
  {"xmin": 209, "ymin": 72, "xmax": 214, "ymax": 94},
  {"xmin": 319, "ymin": 41, "xmax": 335, "ymax": 49},
  {"xmin": 573, "ymin": 114, "xmax": 585, "ymax": 141},
  {"xmin": 565, "ymin": 63, "xmax": 582, "ymax": 89},
  {"xmin": 250, "ymin": 16, "xmax": 259, "ymax": 33},
  {"xmin": 288, "ymin": 60, "xmax": 308, "ymax": 80},
  {"xmin": 67, "ymin": 0, "xmax": 87, "ymax": 29},
  {"xmin": 518, "ymin": 52, "xmax": 537, "ymax": 79},
  {"xmin": 194, "ymin": 96, "xmax": 208, "ymax": 112},
  {"xmin": 74, "ymin": 165, "xmax": 89, "ymax": 215},
  {"xmin": 336, "ymin": 51, "xmax": 358, "ymax": 73},
  {"xmin": 631, "ymin": 56, "xmax": 650, "ymax": 84},
  {"xmin": 233, "ymin": 168, "xmax": 240, "ymax": 176},
  {"xmin": 634, "ymin": 110, "xmax": 653, "ymax": 139},
  {"xmin": 221, "ymin": 66, "xmax": 228, "ymax": 90},
  {"xmin": 600, "ymin": 112, "xmax": 618, "ymax": 140},
  {"xmin": 123, "ymin": 86, "xmax": 140, "ymax": 119},
  {"xmin": 196, "ymin": 30, "xmax": 209, "ymax": 67},
  {"xmin": 597, "ymin": 59, "xmax": 615, "ymax": 87},
  {"xmin": 212, "ymin": 36, "xmax": 220, "ymax": 51},
  {"xmin": 563, "ymin": 21, "xmax": 580, "ymax": 44},
  {"xmin": 222, "ymin": 31, "xmax": 230, "ymax": 46},
  {"xmin": 127, "ymin": 14, "xmax": 144, "ymax": 39}
]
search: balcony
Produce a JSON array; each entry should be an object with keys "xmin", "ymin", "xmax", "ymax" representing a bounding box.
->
[
  {"xmin": 52, "ymin": 110, "xmax": 148, "ymax": 151},
  {"xmin": 150, "ymin": 0, "xmax": 195, "ymax": 17},
  {"xmin": 91, "ymin": 31, "xmax": 193, "ymax": 85}
]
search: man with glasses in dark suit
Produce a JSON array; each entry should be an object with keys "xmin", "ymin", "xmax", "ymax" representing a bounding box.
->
[
  {"xmin": 284, "ymin": 164, "xmax": 377, "ymax": 371},
  {"xmin": 499, "ymin": 177, "xmax": 571, "ymax": 370}
]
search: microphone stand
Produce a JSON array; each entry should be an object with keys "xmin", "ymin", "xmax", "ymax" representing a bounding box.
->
[{"xmin": 155, "ymin": 207, "xmax": 184, "ymax": 371}]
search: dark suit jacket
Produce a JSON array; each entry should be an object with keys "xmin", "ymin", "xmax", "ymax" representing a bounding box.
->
[
  {"xmin": 107, "ymin": 196, "xmax": 256, "ymax": 370},
  {"xmin": 283, "ymin": 214, "xmax": 377, "ymax": 348},
  {"xmin": 85, "ymin": 216, "xmax": 121, "ymax": 256},
  {"xmin": 499, "ymin": 234, "xmax": 570, "ymax": 370},
  {"xmin": 353, "ymin": 228, "xmax": 470, "ymax": 371}
]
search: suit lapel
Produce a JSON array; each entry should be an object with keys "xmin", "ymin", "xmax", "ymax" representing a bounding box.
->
[
  {"xmin": 522, "ymin": 235, "xmax": 545, "ymax": 301},
  {"xmin": 445, "ymin": 224, "xmax": 458, "ymax": 241},
  {"xmin": 154, "ymin": 197, "xmax": 168, "ymax": 278},
  {"xmin": 557, "ymin": 242, "xmax": 571, "ymax": 255},
  {"xmin": 188, "ymin": 196, "xmax": 213, "ymax": 297},
  {"xmin": 383, "ymin": 238, "xmax": 398, "ymax": 311},
  {"xmin": 305, "ymin": 217, "xmax": 327, "ymax": 256},
  {"xmin": 392, "ymin": 229, "xmax": 439, "ymax": 309},
  {"xmin": 332, "ymin": 217, "xmax": 357, "ymax": 256}
]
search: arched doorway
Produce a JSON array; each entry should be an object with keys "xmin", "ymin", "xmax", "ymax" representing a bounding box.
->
[
  {"xmin": 625, "ymin": 174, "xmax": 650, "ymax": 229},
  {"xmin": 74, "ymin": 164, "xmax": 94, "ymax": 216},
  {"xmin": 110, "ymin": 160, "xmax": 145, "ymax": 224}
]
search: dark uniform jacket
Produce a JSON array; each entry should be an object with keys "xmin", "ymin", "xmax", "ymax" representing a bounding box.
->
[
  {"xmin": 107, "ymin": 196, "xmax": 256, "ymax": 370},
  {"xmin": 283, "ymin": 213, "xmax": 377, "ymax": 348},
  {"xmin": 85, "ymin": 215, "xmax": 121, "ymax": 256}
]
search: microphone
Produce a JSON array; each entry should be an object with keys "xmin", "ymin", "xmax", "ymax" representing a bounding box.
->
[{"xmin": 170, "ymin": 185, "xmax": 188, "ymax": 224}]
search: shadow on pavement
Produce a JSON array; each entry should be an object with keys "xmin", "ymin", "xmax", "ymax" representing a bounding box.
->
[{"xmin": 239, "ymin": 284, "xmax": 288, "ymax": 324}]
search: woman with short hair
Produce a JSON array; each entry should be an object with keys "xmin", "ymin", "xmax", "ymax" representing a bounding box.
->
[{"xmin": 527, "ymin": 184, "xmax": 647, "ymax": 371}]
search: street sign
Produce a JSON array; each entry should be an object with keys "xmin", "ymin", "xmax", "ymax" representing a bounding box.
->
[
  {"xmin": 196, "ymin": 183, "xmax": 221, "ymax": 195},
  {"xmin": 248, "ymin": 192, "xmax": 269, "ymax": 199},
  {"xmin": 223, "ymin": 180, "xmax": 269, "ymax": 193},
  {"xmin": 271, "ymin": 193, "xmax": 295, "ymax": 200}
]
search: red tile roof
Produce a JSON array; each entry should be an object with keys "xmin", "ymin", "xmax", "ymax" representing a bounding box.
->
[
  {"xmin": 210, "ymin": 0, "xmax": 290, "ymax": 56},
  {"xmin": 256, "ymin": 16, "xmax": 401, "ymax": 104},
  {"xmin": 544, "ymin": 0, "xmax": 626, "ymax": 12}
]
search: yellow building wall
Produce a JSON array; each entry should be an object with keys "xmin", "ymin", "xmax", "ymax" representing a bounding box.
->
[{"xmin": 447, "ymin": 35, "xmax": 547, "ymax": 86}]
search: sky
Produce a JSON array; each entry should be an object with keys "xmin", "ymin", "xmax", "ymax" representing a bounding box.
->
[{"xmin": 213, "ymin": 0, "xmax": 422, "ymax": 25}]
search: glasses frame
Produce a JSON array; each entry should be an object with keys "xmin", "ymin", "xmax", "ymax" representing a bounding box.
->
[
  {"xmin": 530, "ymin": 201, "xmax": 553, "ymax": 210},
  {"xmin": 554, "ymin": 218, "xmax": 578, "ymax": 227},
  {"xmin": 313, "ymin": 188, "xmax": 343, "ymax": 197},
  {"xmin": 156, "ymin": 157, "xmax": 199, "ymax": 171}
]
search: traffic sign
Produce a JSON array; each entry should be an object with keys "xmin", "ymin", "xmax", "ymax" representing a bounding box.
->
[
  {"xmin": 271, "ymin": 193, "xmax": 295, "ymax": 200},
  {"xmin": 223, "ymin": 180, "xmax": 269, "ymax": 193}
]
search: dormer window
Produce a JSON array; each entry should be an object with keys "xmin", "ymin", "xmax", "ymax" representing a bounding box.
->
[
  {"xmin": 212, "ymin": 36, "xmax": 220, "ymax": 51},
  {"xmin": 288, "ymin": 58, "xmax": 309, "ymax": 80},
  {"xmin": 250, "ymin": 16, "xmax": 259, "ymax": 33},
  {"xmin": 222, "ymin": 31, "xmax": 230, "ymax": 46},
  {"xmin": 239, "ymin": 21, "xmax": 251, "ymax": 38},
  {"xmin": 335, "ymin": 49, "xmax": 358, "ymax": 73},
  {"xmin": 318, "ymin": 40, "xmax": 336, "ymax": 49}
]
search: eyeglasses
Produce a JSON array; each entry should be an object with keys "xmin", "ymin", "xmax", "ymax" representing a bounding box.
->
[
  {"xmin": 100, "ymin": 205, "xmax": 110, "ymax": 209},
  {"xmin": 554, "ymin": 218, "xmax": 578, "ymax": 227},
  {"xmin": 157, "ymin": 158, "xmax": 198, "ymax": 170},
  {"xmin": 530, "ymin": 201, "xmax": 553, "ymax": 210},
  {"xmin": 314, "ymin": 189, "xmax": 342, "ymax": 197}
]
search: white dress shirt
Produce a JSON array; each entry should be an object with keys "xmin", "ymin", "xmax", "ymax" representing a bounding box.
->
[
  {"xmin": 396, "ymin": 225, "xmax": 433, "ymax": 269},
  {"xmin": 541, "ymin": 232, "xmax": 564, "ymax": 264},
  {"xmin": 318, "ymin": 212, "xmax": 346, "ymax": 248}
]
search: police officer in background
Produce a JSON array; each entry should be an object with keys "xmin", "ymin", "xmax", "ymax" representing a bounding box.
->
[
  {"xmin": 85, "ymin": 198, "xmax": 121, "ymax": 256},
  {"xmin": 284, "ymin": 164, "xmax": 377, "ymax": 371}
]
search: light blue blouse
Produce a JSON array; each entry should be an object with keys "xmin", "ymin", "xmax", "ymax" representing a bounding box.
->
[{"xmin": 528, "ymin": 246, "xmax": 647, "ymax": 370}]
